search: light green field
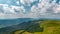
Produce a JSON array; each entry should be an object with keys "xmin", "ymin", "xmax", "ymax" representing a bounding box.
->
[{"xmin": 13, "ymin": 20, "xmax": 60, "ymax": 34}]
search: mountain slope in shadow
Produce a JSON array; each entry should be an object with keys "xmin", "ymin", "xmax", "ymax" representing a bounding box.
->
[
  {"xmin": 1, "ymin": 19, "xmax": 60, "ymax": 34},
  {"xmin": 0, "ymin": 18, "xmax": 34, "ymax": 28},
  {"xmin": 12, "ymin": 20, "xmax": 60, "ymax": 34},
  {"xmin": 0, "ymin": 19, "xmax": 43, "ymax": 34}
]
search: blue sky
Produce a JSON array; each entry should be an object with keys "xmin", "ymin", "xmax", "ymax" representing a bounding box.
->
[{"xmin": 0, "ymin": 0, "xmax": 60, "ymax": 19}]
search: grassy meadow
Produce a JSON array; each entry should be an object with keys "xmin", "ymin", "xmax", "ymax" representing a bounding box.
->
[{"xmin": 13, "ymin": 20, "xmax": 60, "ymax": 34}]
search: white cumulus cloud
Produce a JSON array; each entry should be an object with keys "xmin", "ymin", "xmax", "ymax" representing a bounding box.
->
[
  {"xmin": 0, "ymin": 0, "xmax": 60, "ymax": 19},
  {"xmin": 0, "ymin": 4, "xmax": 26, "ymax": 19},
  {"xmin": 30, "ymin": 0, "xmax": 60, "ymax": 18},
  {"xmin": 20, "ymin": 0, "xmax": 38, "ymax": 6}
]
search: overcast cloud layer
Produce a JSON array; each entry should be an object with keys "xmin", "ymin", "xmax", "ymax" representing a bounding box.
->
[{"xmin": 0, "ymin": 0, "xmax": 60, "ymax": 19}]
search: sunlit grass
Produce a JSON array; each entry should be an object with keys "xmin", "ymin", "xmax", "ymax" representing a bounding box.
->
[
  {"xmin": 14, "ymin": 20, "xmax": 60, "ymax": 34},
  {"xmin": 14, "ymin": 30, "xmax": 24, "ymax": 34}
]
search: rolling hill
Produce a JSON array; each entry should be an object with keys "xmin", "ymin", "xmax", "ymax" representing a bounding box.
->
[
  {"xmin": 13, "ymin": 20, "xmax": 60, "ymax": 34},
  {"xmin": 0, "ymin": 18, "xmax": 34, "ymax": 28},
  {"xmin": 0, "ymin": 19, "xmax": 60, "ymax": 34}
]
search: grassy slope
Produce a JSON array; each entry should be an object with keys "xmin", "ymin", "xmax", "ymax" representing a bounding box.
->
[{"xmin": 14, "ymin": 20, "xmax": 60, "ymax": 34}]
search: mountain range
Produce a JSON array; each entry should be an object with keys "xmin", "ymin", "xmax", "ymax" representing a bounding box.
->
[
  {"xmin": 0, "ymin": 18, "xmax": 44, "ymax": 34},
  {"xmin": 0, "ymin": 18, "xmax": 34, "ymax": 28}
]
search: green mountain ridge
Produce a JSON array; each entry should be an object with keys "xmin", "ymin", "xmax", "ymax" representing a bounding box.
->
[
  {"xmin": 13, "ymin": 20, "xmax": 60, "ymax": 34},
  {"xmin": 0, "ymin": 19, "xmax": 60, "ymax": 34},
  {"xmin": 0, "ymin": 19, "xmax": 42, "ymax": 34}
]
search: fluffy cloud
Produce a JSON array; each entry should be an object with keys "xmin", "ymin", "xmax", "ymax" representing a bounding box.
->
[
  {"xmin": 30, "ymin": 0, "xmax": 60, "ymax": 18},
  {"xmin": 20, "ymin": 0, "xmax": 38, "ymax": 6},
  {"xmin": 53, "ymin": 5, "xmax": 60, "ymax": 13},
  {"xmin": 16, "ymin": 1, "xmax": 20, "ymax": 5},
  {"xmin": 0, "ymin": 4, "xmax": 26, "ymax": 19},
  {"xmin": 0, "ymin": 0, "xmax": 60, "ymax": 19}
]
